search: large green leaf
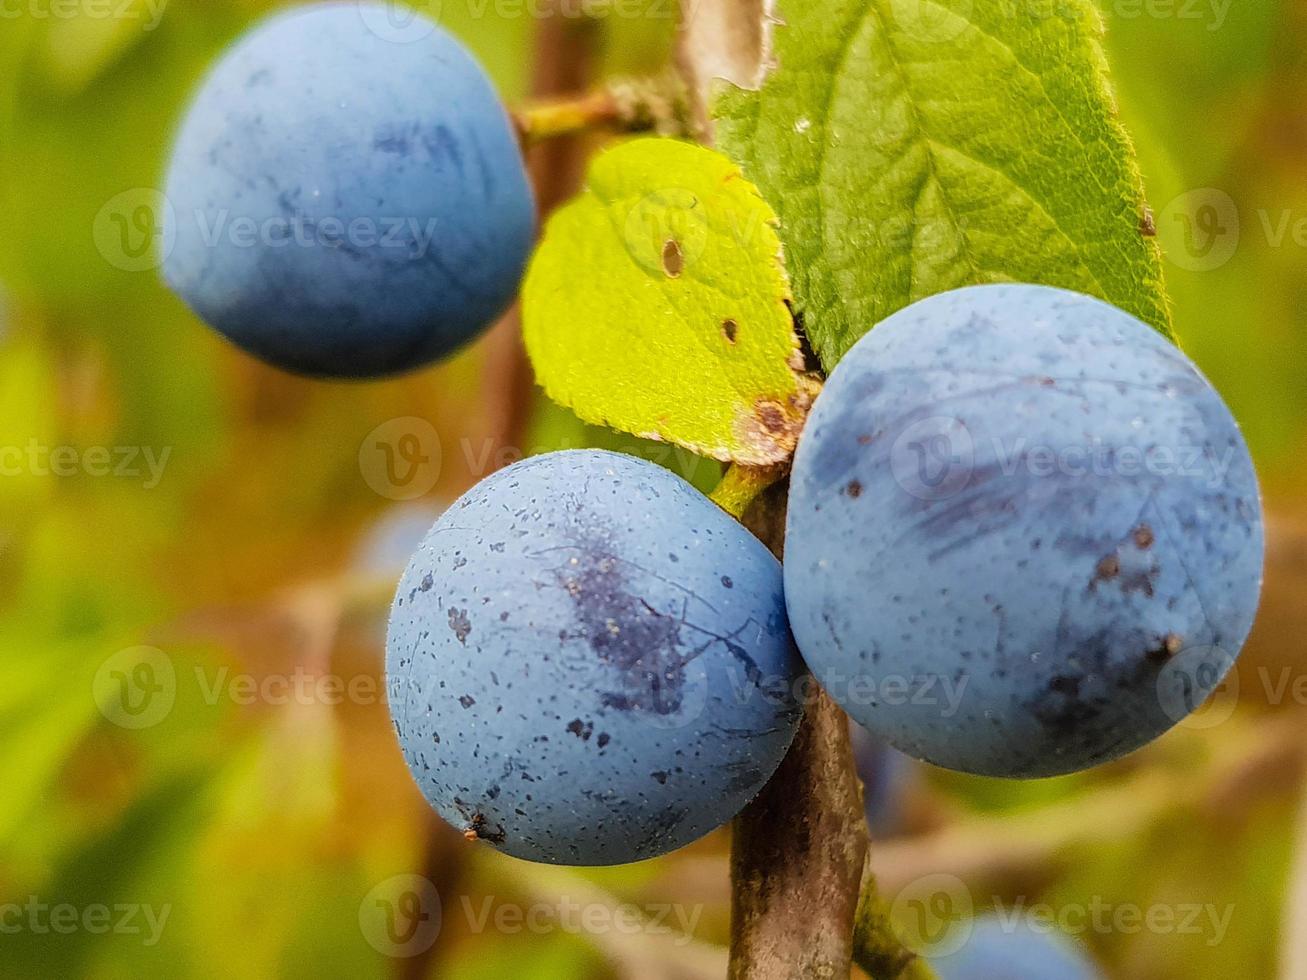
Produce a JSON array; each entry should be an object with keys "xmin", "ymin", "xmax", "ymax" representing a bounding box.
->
[
  {"xmin": 714, "ymin": 0, "xmax": 1173, "ymax": 369},
  {"xmin": 523, "ymin": 138, "xmax": 816, "ymax": 466}
]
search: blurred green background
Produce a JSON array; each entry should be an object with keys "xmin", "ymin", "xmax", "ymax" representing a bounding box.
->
[{"xmin": 0, "ymin": 1, "xmax": 1304, "ymax": 978}]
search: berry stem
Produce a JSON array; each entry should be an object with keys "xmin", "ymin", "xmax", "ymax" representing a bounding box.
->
[
  {"xmin": 709, "ymin": 464, "xmax": 786, "ymax": 521},
  {"xmin": 514, "ymin": 70, "xmax": 695, "ymax": 144},
  {"xmin": 514, "ymin": 89, "xmax": 622, "ymax": 142}
]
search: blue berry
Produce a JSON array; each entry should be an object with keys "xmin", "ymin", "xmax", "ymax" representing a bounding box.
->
[
  {"xmin": 386, "ymin": 451, "xmax": 803, "ymax": 865},
  {"xmin": 163, "ymin": 3, "xmax": 534, "ymax": 378},
  {"xmin": 786, "ymin": 284, "xmax": 1263, "ymax": 777},
  {"xmin": 931, "ymin": 915, "xmax": 1102, "ymax": 980}
]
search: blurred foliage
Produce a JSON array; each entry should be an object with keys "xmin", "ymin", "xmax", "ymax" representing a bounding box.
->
[{"xmin": 0, "ymin": 0, "xmax": 1303, "ymax": 978}]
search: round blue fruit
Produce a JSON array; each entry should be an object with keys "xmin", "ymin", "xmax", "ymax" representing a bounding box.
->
[
  {"xmin": 163, "ymin": 3, "xmax": 534, "ymax": 378},
  {"xmin": 386, "ymin": 450, "xmax": 803, "ymax": 865},
  {"xmin": 931, "ymin": 915, "xmax": 1102, "ymax": 980},
  {"xmin": 786, "ymin": 284, "xmax": 1263, "ymax": 778}
]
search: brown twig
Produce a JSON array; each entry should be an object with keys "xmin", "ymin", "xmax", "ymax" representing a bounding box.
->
[{"xmin": 729, "ymin": 686, "xmax": 872, "ymax": 978}]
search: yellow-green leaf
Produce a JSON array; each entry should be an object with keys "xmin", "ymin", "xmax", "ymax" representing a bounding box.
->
[{"xmin": 522, "ymin": 138, "xmax": 816, "ymax": 466}]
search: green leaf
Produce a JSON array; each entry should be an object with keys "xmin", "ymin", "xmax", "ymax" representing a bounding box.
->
[
  {"xmin": 523, "ymin": 138, "xmax": 816, "ymax": 467},
  {"xmin": 713, "ymin": 0, "xmax": 1174, "ymax": 369}
]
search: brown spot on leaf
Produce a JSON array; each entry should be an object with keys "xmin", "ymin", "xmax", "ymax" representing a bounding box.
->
[
  {"xmin": 722, "ymin": 318, "xmax": 738, "ymax": 344},
  {"xmin": 1140, "ymin": 207, "xmax": 1157, "ymax": 237},
  {"xmin": 758, "ymin": 403, "xmax": 785, "ymax": 433},
  {"xmin": 845, "ymin": 480, "xmax": 862, "ymax": 498},
  {"xmin": 1095, "ymin": 555, "xmax": 1120, "ymax": 582},
  {"xmin": 661, "ymin": 239, "xmax": 683, "ymax": 277},
  {"xmin": 1133, "ymin": 524, "xmax": 1155, "ymax": 549},
  {"xmin": 732, "ymin": 378, "xmax": 818, "ymax": 465}
]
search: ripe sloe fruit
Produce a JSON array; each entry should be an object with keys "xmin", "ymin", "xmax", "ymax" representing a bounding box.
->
[
  {"xmin": 387, "ymin": 450, "xmax": 803, "ymax": 865},
  {"xmin": 786, "ymin": 284, "xmax": 1263, "ymax": 777},
  {"xmin": 163, "ymin": 3, "xmax": 534, "ymax": 378}
]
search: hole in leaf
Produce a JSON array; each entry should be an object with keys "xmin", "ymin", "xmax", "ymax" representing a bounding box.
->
[{"xmin": 661, "ymin": 239, "xmax": 684, "ymax": 277}]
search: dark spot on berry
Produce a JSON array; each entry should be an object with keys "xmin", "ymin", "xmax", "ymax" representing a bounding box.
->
[
  {"xmin": 1094, "ymin": 555, "xmax": 1120, "ymax": 582},
  {"xmin": 566, "ymin": 719, "xmax": 594, "ymax": 741},
  {"xmin": 448, "ymin": 607, "xmax": 471, "ymax": 644}
]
